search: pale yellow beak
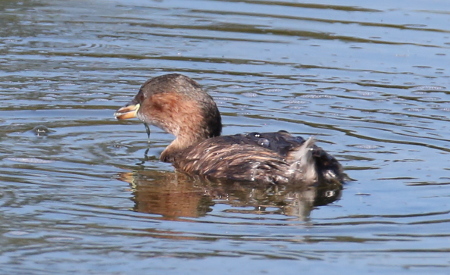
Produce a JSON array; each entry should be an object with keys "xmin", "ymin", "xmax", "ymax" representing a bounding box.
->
[{"xmin": 114, "ymin": 103, "xmax": 140, "ymax": 120}]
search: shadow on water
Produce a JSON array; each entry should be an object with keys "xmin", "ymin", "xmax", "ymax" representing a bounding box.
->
[
  {"xmin": 2, "ymin": 0, "xmax": 450, "ymax": 273},
  {"xmin": 116, "ymin": 168, "xmax": 343, "ymax": 221}
]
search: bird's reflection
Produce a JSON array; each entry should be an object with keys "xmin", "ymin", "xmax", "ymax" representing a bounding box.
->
[{"xmin": 117, "ymin": 170, "xmax": 342, "ymax": 221}]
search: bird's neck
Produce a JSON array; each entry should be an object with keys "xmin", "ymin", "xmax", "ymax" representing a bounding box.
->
[{"xmin": 160, "ymin": 132, "xmax": 208, "ymax": 163}]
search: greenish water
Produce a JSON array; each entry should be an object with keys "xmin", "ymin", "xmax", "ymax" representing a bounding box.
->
[{"xmin": 1, "ymin": 0, "xmax": 450, "ymax": 274}]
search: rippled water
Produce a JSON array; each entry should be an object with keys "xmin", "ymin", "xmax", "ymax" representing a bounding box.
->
[{"xmin": 1, "ymin": 0, "xmax": 450, "ymax": 274}]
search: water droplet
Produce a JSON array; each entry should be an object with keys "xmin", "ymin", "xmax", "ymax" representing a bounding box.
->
[
  {"xmin": 258, "ymin": 138, "xmax": 270, "ymax": 147},
  {"xmin": 32, "ymin": 125, "xmax": 51, "ymax": 137},
  {"xmin": 248, "ymin": 132, "xmax": 261, "ymax": 138}
]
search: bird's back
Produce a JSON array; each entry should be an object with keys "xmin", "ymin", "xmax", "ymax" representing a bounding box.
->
[{"xmin": 172, "ymin": 131, "xmax": 343, "ymax": 185}]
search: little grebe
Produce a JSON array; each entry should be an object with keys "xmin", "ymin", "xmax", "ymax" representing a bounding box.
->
[{"xmin": 115, "ymin": 74, "xmax": 344, "ymax": 184}]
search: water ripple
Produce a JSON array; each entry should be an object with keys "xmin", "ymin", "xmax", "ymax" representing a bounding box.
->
[{"xmin": 1, "ymin": 0, "xmax": 450, "ymax": 273}]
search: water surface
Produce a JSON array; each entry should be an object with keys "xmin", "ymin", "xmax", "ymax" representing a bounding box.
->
[{"xmin": 1, "ymin": 0, "xmax": 450, "ymax": 274}]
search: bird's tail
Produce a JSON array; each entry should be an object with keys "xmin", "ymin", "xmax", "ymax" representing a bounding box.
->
[
  {"xmin": 287, "ymin": 137, "xmax": 318, "ymax": 182},
  {"xmin": 287, "ymin": 137, "xmax": 344, "ymax": 183}
]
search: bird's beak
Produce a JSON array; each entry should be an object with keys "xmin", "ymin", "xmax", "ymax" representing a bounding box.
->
[{"xmin": 114, "ymin": 103, "xmax": 140, "ymax": 120}]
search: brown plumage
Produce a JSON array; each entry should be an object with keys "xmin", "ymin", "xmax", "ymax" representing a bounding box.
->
[{"xmin": 115, "ymin": 74, "xmax": 344, "ymax": 185}]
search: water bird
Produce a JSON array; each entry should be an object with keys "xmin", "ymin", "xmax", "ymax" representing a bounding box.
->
[{"xmin": 115, "ymin": 74, "xmax": 344, "ymax": 185}]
